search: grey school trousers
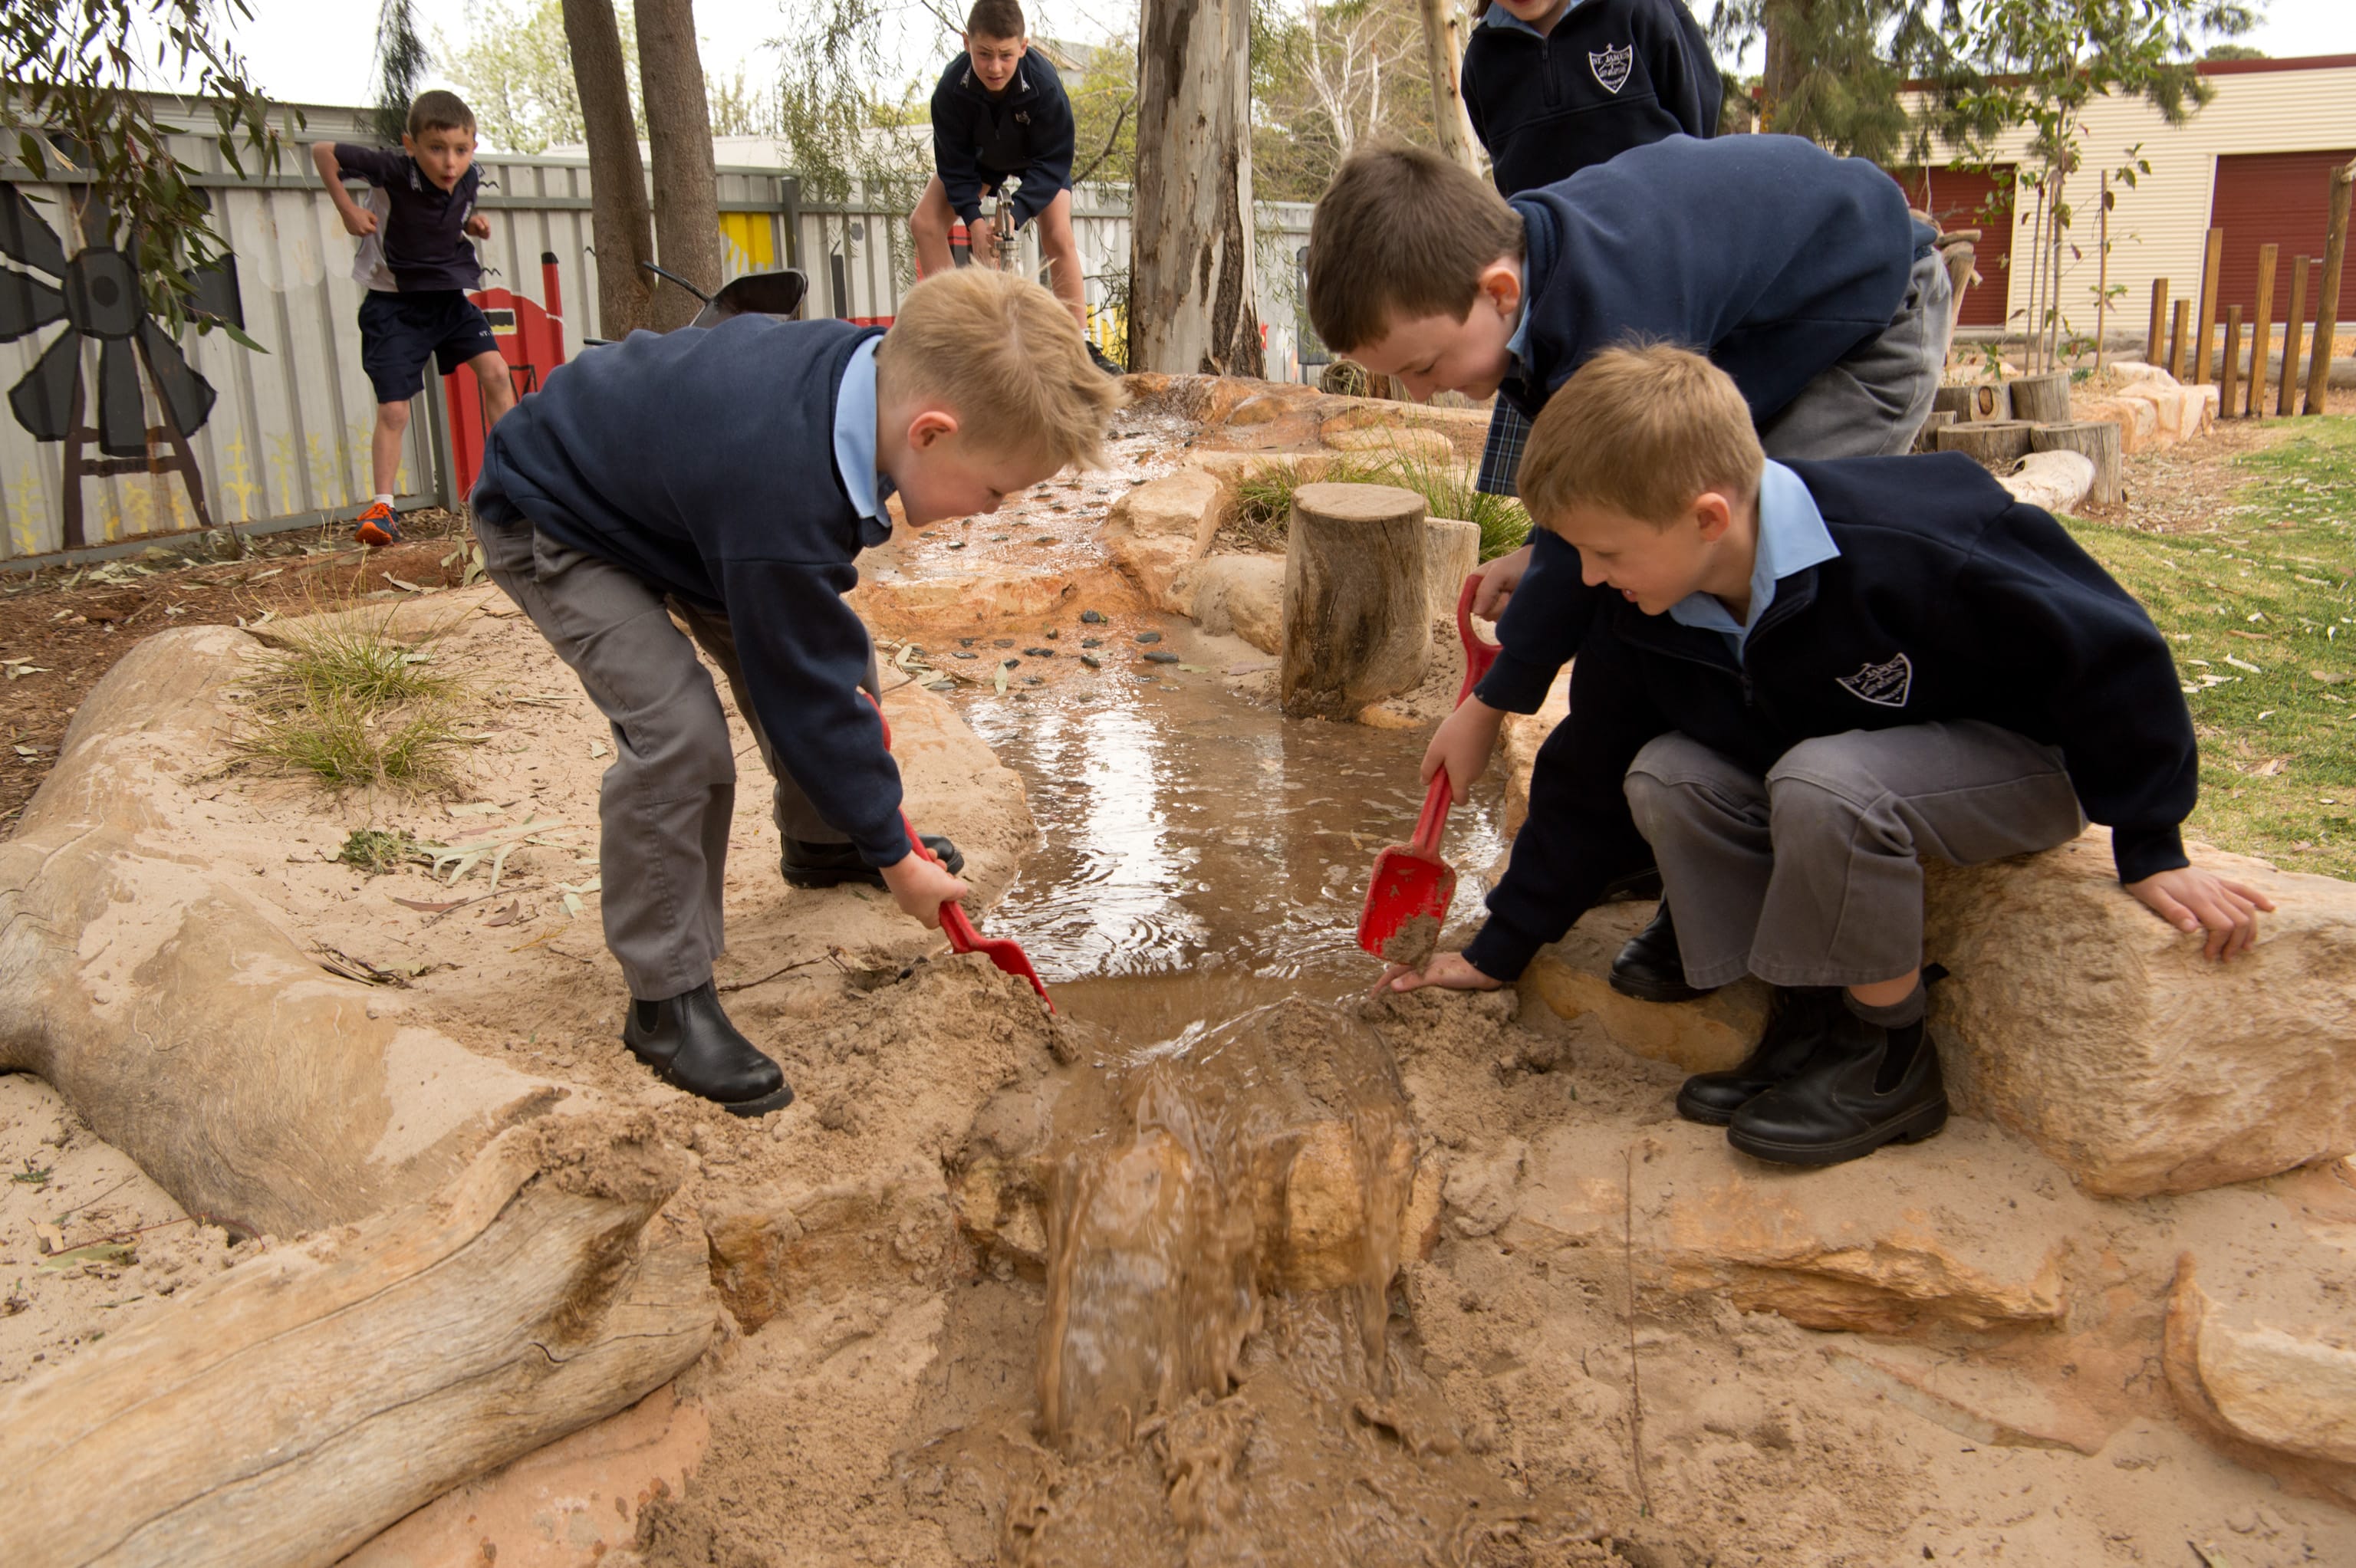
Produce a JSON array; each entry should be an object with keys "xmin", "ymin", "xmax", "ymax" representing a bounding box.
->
[
  {"xmin": 473, "ymin": 517, "xmax": 879, "ymax": 1001},
  {"xmin": 1622, "ymin": 722, "xmax": 2085, "ymax": 990},
  {"xmin": 1759, "ymin": 249, "xmax": 1954, "ymax": 460}
]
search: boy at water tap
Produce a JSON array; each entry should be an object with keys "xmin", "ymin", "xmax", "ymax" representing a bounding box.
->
[
  {"xmin": 312, "ymin": 90, "xmax": 515, "ymax": 547},
  {"xmin": 913, "ymin": 0, "xmax": 1119, "ymax": 375},
  {"xmin": 1379, "ymin": 345, "xmax": 2272, "ymax": 1167},
  {"xmin": 1305, "ymin": 136, "xmax": 1950, "ymax": 1004},
  {"xmin": 471, "ymin": 267, "xmax": 1121, "ymax": 1116}
]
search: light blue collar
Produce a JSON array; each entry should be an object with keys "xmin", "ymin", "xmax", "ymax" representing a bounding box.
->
[
  {"xmin": 831, "ymin": 337, "xmax": 893, "ymax": 548},
  {"xmin": 1505, "ymin": 259, "xmax": 1532, "ymax": 367},
  {"xmin": 1482, "ymin": 0, "xmax": 1591, "ymax": 38},
  {"xmin": 1667, "ymin": 461, "xmax": 1839, "ymax": 653}
]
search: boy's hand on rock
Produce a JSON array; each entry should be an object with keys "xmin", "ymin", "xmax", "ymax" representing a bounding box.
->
[
  {"xmin": 341, "ymin": 206, "xmax": 380, "ymax": 238},
  {"xmin": 1471, "ymin": 544, "xmax": 1534, "ymax": 620},
  {"xmin": 2126, "ymin": 866, "xmax": 2275, "ymax": 960},
  {"xmin": 1423, "ymin": 697, "xmax": 1505, "ymax": 797},
  {"xmin": 1372, "ymin": 951, "xmax": 1505, "ymax": 997},
  {"xmin": 881, "ymin": 853, "xmax": 970, "ymax": 929}
]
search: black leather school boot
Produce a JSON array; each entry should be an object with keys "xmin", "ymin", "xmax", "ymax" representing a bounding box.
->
[
  {"xmin": 622, "ymin": 981, "xmax": 795, "ymax": 1117},
  {"xmin": 1724, "ymin": 1001, "xmax": 1948, "ymax": 1166}
]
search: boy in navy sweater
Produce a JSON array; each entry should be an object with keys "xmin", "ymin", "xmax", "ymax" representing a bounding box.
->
[
  {"xmin": 1308, "ymin": 136, "xmax": 1953, "ymax": 995},
  {"xmin": 312, "ymin": 91, "xmax": 515, "ymax": 547},
  {"xmin": 1463, "ymin": 0, "xmax": 1721, "ymax": 199},
  {"xmin": 913, "ymin": 1, "xmax": 1116, "ymax": 372},
  {"xmin": 472, "ymin": 267, "xmax": 1121, "ymax": 1116},
  {"xmin": 1380, "ymin": 346, "xmax": 2272, "ymax": 1166}
]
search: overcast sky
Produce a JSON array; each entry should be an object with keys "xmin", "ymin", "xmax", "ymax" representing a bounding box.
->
[{"xmin": 219, "ymin": 0, "xmax": 2356, "ymax": 118}]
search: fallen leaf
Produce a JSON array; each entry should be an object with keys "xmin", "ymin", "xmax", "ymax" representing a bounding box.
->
[
  {"xmin": 391, "ymin": 896, "xmax": 475, "ymax": 913},
  {"xmin": 39, "ymin": 1241, "xmax": 137, "ymax": 1272},
  {"xmin": 33, "ymin": 1220, "xmax": 64, "ymax": 1254},
  {"xmin": 445, "ymin": 801, "xmax": 505, "ymax": 816},
  {"xmin": 2223, "ymin": 655, "xmax": 2264, "ymax": 674},
  {"xmin": 485, "ymin": 899, "xmax": 524, "ymax": 927},
  {"xmin": 587, "ymin": 738, "xmax": 611, "ymax": 761},
  {"xmin": 383, "ymin": 574, "xmax": 425, "ymax": 592}
]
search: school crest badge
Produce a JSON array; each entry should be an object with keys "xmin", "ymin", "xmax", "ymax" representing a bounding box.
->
[
  {"xmin": 1836, "ymin": 653, "xmax": 1913, "ymax": 708},
  {"xmin": 1589, "ymin": 44, "xmax": 1634, "ymax": 94}
]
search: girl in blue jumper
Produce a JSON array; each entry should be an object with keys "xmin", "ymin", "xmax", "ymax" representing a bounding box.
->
[{"xmin": 1461, "ymin": 0, "xmax": 1722, "ymax": 505}]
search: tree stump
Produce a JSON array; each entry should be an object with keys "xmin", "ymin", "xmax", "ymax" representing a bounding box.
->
[
  {"xmin": 0, "ymin": 1116, "xmax": 716, "ymax": 1568},
  {"xmin": 1935, "ymin": 419, "xmax": 2034, "ymax": 469},
  {"xmin": 2031, "ymin": 420, "xmax": 2124, "ymax": 505},
  {"xmin": 1425, "ymin": 517, "xmax": 1481, "ymax": 623},
  {"xmin": 2009, "ymin": 371, "xmax": 2072, "ymax": 424},
  {"xmin": 1932, "ymin": 383, "xmax": 1977, "ymax": 420},
  {"xmin": 1966, "ymin": 382, "xmax": 2012, "ymax": 422},
  {"xmin": 1282, "ymin": 482, "xmax": 1429, "ymax": 718},
  {"xmin": 1913, "ymin": 409, "xmax": 1959, "ymax": 453}
]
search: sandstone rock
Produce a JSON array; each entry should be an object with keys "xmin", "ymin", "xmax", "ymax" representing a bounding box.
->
[
  {"xmin": 1520, "ymin": 907, "xmax": 1769, "ymax": 1074},
  {"xmin": 1319, "ymin": 400, "xmax": 1495, "ymax": 462},
  {"xmin": 702, "ymin": 1159, "xmax": 958, "ymax": 1331},
  {"xmin": 2075, "ymin": 362, "xmax": 2219, "ymax": 452},
  {"xmin": 341, "ymin": 1384, "xmax": 710, "ymax": 1568},
  {"xmin": 850, "ymin": 566, "xmax": 1094, "ymax": 633},
  {"xmin": 1829, "ymin": 1340, "xmax": 2113, "ymax": 1454},
  {"xmin": 1999, "ymin": 448, "xmax": 2094, "ymax": 511},
  {"xmin": 2164, "ymin": 1254, "xmax": 2356, "ymax": 1507},
  {"xmin": 1272, "ymin": 1116, "xmax": 1419, "ymax": 1292},
  {"xmin": 1513, "ymin": 1119, "xmax": 2077, "ymax": 1333},
  {"xmin": 1425, "ymin": 518, "xmax": 1481, "ymax": 623},
  {"xmin": 1103, "ymin": 468, "xmax": 1225, "ymax": 610},
  {"xmin": 1324, "ymin": 424, "xmax": 1456, "ymax": 462},
  {"xmin": 1923, "ymin": 829, "xmax": 2356, "ymax": 1196},
  {"xmin": 1174, "ymin": 553, "xmax": 1285, "ymax": 653}
]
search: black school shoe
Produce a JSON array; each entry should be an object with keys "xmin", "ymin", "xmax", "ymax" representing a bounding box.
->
[
  {"xmin": 622, "ymin": 981, "xmax": 795, "ymax": 1116},
  {"xmin": 1725, "ymin": 1002, "xmax": 1948, "ymax": 1166},
  {"xmin": 1675, "ymin": 985, "xmax": 1839, "ymax": 1126},
  {"xmin": 781, "ymin": 834, "xmax": 963, "ymax": 889},
  {"xmin": 1608, "ymin": 902, "xmax": 1716, "ymax": 1004}
]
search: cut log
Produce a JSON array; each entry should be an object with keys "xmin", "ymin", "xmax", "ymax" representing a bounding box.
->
[
  {"xmin": 1424, "ymin": 516, "xmax": 1481, "ymax": 623},
  {"xmin": 1932, "ymin": 383, "xmax": 1977, "ymax": 419},
  {"xmin": 2009, "ymin": 371, "xmax": 2072, "ymax": 425},
  {"xmin": 1966, "ymin": 382, "xmax": 2012, "ymax": 422},
  {"xmin": 2031, "ymin": 421, "xmax": 2124, "ymax": 505},
  {"xmin": 1935, "ymin": 419, "xmax": 2034, "ymax": 469},
  {"xmin": 1913, "ymin": 409, "xmax": 1959, "ymax": 453},
  {"xmin": 0, "ymin": 1114, "xmax": 717, "ymax": 1568},
  {"xmin": 0, "ymin": 626, "xmax": 567, "ymax": 1240},
  {"xmin": 1281, "ymin": 482, "xmax": 1429, "ymax": 719}
]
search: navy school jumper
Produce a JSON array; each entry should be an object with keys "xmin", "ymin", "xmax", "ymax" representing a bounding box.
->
[
  {"xmin": 1461, "ymin": 0, "xmax": 1722, "ymax": 197},
  {"xmin": 929, "ymin": 47, "xmax": 1077, "ymax": 228},
  {"xmin": 469, "ymin": 317, "xmax": 910, "ymax": 868},
  {"xmin": 1460, "ymin": 455, "xmax": 2200, "ymax": 982}
]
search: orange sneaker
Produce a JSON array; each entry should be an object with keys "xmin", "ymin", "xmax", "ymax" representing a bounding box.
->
[{"xmin": 355, "ymin": 500, "xmax": 401, "ymax": 547}]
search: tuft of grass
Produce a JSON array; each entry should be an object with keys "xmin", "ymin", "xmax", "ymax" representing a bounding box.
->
[
  {"xmin": 2062, "ymin": 417, "xmax": 2356, "ymax": 876},
  {"xmin": 235, "ymin": 610, "xmax": 472, "ymax": 791},
  {"xmin": 337, "ymin": 826, "xmax": 423, "ymax": 876},
  {"xmin": 1227, "ymin": 437, "xmax": 1534, "ymax": 561}
]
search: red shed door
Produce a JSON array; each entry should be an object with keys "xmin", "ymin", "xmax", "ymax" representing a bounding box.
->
[
  {"xmin": 1886, "ymin": 164, "xmax": 2014, "ymax": 328},
  {"xmin": 2210, "ymin": 150, "xmax": 2356, "ymax": 321}
]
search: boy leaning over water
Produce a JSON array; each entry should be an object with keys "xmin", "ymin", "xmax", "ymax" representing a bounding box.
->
[
  {"xmin": 1382, "ymin": 346, "xmax": 2272, "ymax": 1168},
  {"xmin": 472, "ymin": 267, "xmax": 1122, "ymax": 1116}
]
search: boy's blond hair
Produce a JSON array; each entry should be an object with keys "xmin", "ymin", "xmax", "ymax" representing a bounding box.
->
[
  {"xmin": 875, "ymin": 266, "xmax": 1123, "ymax": 470},
  {"xmin": 1518, "ymin": 344, "xmax": 1765, "ymax": 528},
  {"xmin": 1305, "ymin": 141, "xmax": 1525, "ymax": 353},
  {"xmin": 407, "ymin": 90, "xmax": 476, "ymax": 141}
]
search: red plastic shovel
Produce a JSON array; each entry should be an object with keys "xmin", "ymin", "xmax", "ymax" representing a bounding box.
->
[
  {"xmin": 1355, "ymin": 574, "xmax": 1502, "ymax": 964},
  {"xmin": 865, "ymin": 692, "xmax": 1054, "ymax": 1011}
]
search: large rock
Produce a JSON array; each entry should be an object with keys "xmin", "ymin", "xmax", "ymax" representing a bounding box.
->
[
  {"xmin": 1924, "ymin": 830, "xmax": 2356, "ymax": 1197},
  {"xmin": 1102, "ymin": 468, "xmax": 1225, "ymax": 611},
  {"xmin": 2075, "ymin": 362, "xmax": 2219, "ymax": 453},
  {"xmin": 1175, "ymin": 552, "xmax": 1285, "ymax": 653},
  {"xmin": 2164, "ymin": 1254, "xmax": 2356, "ymax": 1506},
  {"xmin": 1522, "ymin": 902, "xmax": 1769, "ymax": 1073}
]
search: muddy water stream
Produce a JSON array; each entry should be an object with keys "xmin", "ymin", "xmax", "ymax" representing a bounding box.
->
[{"xmin": 910, "ymin": 627, "xmax": 1602, "ymax": 1565}]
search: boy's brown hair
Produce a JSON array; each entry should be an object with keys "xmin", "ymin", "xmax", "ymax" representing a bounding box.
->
[
  {"xmin": 1305, "ymin": 140, "xmax": 1525, "ymax": 353},
  {"xmin": 875, "ymin": 266, "xmax": 1123, "ymax": 471},
  {"xmin": 966, "ymin": 0, "xmax": 1025, "ymax": 39},
  {"xmin": 407, "ymin": 90, "xmax": 476, "ymax": 141},
  {"xmin": 1518, "ymin": 344, "xmax": 1765, "ymax": 527}
]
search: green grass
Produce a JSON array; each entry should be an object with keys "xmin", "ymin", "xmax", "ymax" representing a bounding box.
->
[
  {"xmin": 236, "ymin": 610, "xmax": 472, "ymax": 791},
  {"xmin": 336, "ymin": 826, "xmax": 424, "ymax": 876},
  {"xmin": 1229, "ymin": 442, "xmax": 1534, "ymax": 560},
  {"xmin": 2062, "ymin": 417, "xmax": 2356, "ymax": 876}
]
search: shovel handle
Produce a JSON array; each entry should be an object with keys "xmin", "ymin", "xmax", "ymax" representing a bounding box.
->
[
  {"xmin": 901, "ymin": 811, "xmax": 976, "ymax": 949},
  {"xmin": 1456, "ymin": 574, "xmax": 1502, "ymax": 702},
  {"xmin": 1410, "ymin": 770, "xmax": 1453, "ymax": 857}
]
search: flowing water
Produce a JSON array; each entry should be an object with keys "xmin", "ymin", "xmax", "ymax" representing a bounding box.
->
[{"xmin": 916, "ymin": 625, "xmax": 1602, "ymax": 1565}]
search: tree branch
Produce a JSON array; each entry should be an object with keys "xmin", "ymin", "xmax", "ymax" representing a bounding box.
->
[{"xmin": 1073, "ymin": 93, "xmax": 1134, "ymax": 188}]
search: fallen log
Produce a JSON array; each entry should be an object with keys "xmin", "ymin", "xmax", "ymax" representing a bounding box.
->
[
  {"xmin": 0, "ymin": 1113, "xmax": 716, "ymax": 1568},
  {"xmin": 2030, "ymin": 420, "xmax": 2124, "ymax": 505},
  {"xmin": 0, "ymin": 626, "xmax": 567, "ymax": 1239},
  {"xmin": 1281, "ymin": 482, "xmax": 1429, "ymax": 719}
]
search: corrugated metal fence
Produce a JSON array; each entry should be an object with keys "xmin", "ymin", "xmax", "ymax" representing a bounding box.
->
[{"xmin": 0, "ymin": 97, "xmax": 1313, "ymax": 569}]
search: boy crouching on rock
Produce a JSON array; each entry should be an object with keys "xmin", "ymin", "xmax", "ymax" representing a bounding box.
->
[
  {"xmin": 472, "ymin": 267, "xmax": 1121, "ymax": 1116},
  {"xmin": 1381, "ymin": 345, "xmax": 2272, "ymax": 1167}
]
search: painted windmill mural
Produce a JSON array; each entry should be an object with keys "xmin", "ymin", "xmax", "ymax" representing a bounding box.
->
[{"xmin": 0, "ymin": 182, "xmax": 242, "ymax": 550}]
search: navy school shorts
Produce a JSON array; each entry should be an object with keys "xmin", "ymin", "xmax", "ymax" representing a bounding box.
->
[{"xmin": 357, "ymin": 288, "xmax": 500, "ymax": 405}]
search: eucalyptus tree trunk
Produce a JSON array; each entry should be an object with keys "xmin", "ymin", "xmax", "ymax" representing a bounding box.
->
[
  {"xmin": 562, "ymin": 0, "xmax": 656, "ymax": 337},
  {"xmin": 1415, "ymin": 0, "xmax": 1482, "ymax": 176},
  {"xmin": 1130, "ymin": 0, "xmax": 1265, "ymax": 376},
  {"xmin": 636, "ymin": 0, "xmax": 726, "ymax": 330}
]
